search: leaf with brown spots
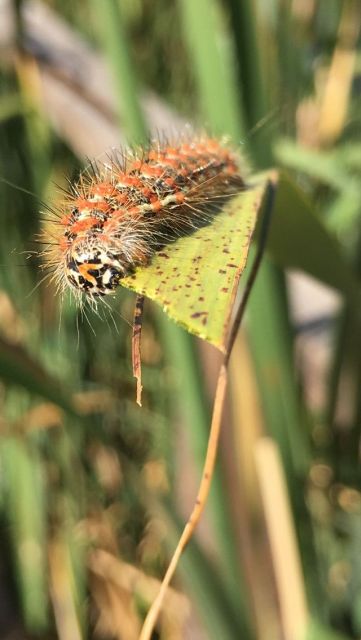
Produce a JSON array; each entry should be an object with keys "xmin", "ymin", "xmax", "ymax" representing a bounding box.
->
[{"xmin": 121, "ymin": 173, "xmax": 271, "ymax": 352}]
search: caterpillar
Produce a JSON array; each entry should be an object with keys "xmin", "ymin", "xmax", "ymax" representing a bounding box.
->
[{"xmin": 41, "ymin": 137, "xmax": 246, "ymax": 302}]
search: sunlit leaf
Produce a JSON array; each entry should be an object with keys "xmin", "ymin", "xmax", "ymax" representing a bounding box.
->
[
  {"xmin": 266, "ymin": 172, "xmax": 360, "ymax": 300},
  {"xmin": 122, "ymin": 176, "xmax": 270, "ymax": 352},
  {"xmin": 275, "ymin": 139, "xmax": 350, "ymax": 190}
]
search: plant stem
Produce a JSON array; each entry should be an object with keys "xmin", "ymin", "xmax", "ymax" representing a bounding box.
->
[{"xmin": 139, "ymin": 180, "xmax": 275, "ymax": 640}]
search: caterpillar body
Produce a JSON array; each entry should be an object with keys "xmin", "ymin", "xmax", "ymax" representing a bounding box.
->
[{"xmin": 43, "ymin": 138, "xmax": 245, "ymax": 301}]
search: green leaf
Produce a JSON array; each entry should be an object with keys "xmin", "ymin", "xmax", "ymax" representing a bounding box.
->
[
  {"xmin": 274, "ymin": 140, "xmax": 361, "ymax": 233},
  {"xmin": 275, "ymin": 139, "xmax": 351, "ymax": 191},
  {"xmin": 266, "ymin": 172, "xmax": 360, "ymax": 300},
  {"xmin": 121, "ymin": 177, "xmax": 269, "ymax": 351}
]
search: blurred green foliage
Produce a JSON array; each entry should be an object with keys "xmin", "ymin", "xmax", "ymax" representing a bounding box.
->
[{"xmin": 0, "ymin": 0, "xmax": 360, "ymax": 639}]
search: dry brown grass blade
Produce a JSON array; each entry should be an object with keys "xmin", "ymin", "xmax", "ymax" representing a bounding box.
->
[
  {"xmin": 318, "ymin": 0, "xmax": 360, "ymax": 145},
  {"xmin": 48, "ymin": 538, "xmax": 83, "ymax": 640},
  {"xmin": 14, "ymin": 402, "xmax": 63, "ymax": 433},
  {"xmin": 227, "ymin": 332, "xmax": 280, "ymax": 640},
  {"xmin": 89, "ymin": 549, "xmax": 189, "ymax": 638},
  {"xmin": 132, "ymin": 294, "xmax": 145, "ymax": 407},
  {"xmin": 254, "ymin": 438, "xmax": 309, "ymax": 640}
]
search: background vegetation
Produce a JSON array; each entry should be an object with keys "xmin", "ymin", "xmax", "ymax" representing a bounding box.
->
[{"xmin": 0, "ymin": 0, "xmax": 360, "ymax": 638}]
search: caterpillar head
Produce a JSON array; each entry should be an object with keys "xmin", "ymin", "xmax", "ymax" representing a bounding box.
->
[{"xmin": 65, "ymin": 244, "xmax": 127, "ymax": 296}]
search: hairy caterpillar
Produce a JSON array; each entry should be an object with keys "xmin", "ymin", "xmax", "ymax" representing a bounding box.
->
[{"xmin": 41, "ymin": 137, "xmax": 246, "ymax": 302}]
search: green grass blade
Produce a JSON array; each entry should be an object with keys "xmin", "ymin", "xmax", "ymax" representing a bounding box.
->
[
  {"xmin": 1, "ymin": 437, "xmax": 48, "ymax": 631},
  {"xmin": 178, "ymin": 0, "xmax": 245, "ymax": 140},
  {"xmin": 90, "ymin": 0, "xmax": 147, "ymax": 143},
  {"xmin": 0, "ymin": 336, "xmax": 77, "ymax": 414},
  {"xmin": 226, "ymin": 0, "xmax": 272, "ymax": 165},
  {"xmin": 247, "ymin": 260, "xmax": 310, "ymax": 477}
]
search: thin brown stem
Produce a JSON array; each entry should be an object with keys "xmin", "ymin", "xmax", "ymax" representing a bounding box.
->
[
  {"xmin": 139, "ymin": 363, "xmax": 228, "ymax": 640},
  {"xmin": 132, "ymin": 294, "xmax": 145, "ymax": 406},
  {"xmin": 139, "ymin": 180, "xmax": 275, "ymax": 640},
  {"xmin": 225, "ymin": 180, "xmax": 275, "ymax": 364}
]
